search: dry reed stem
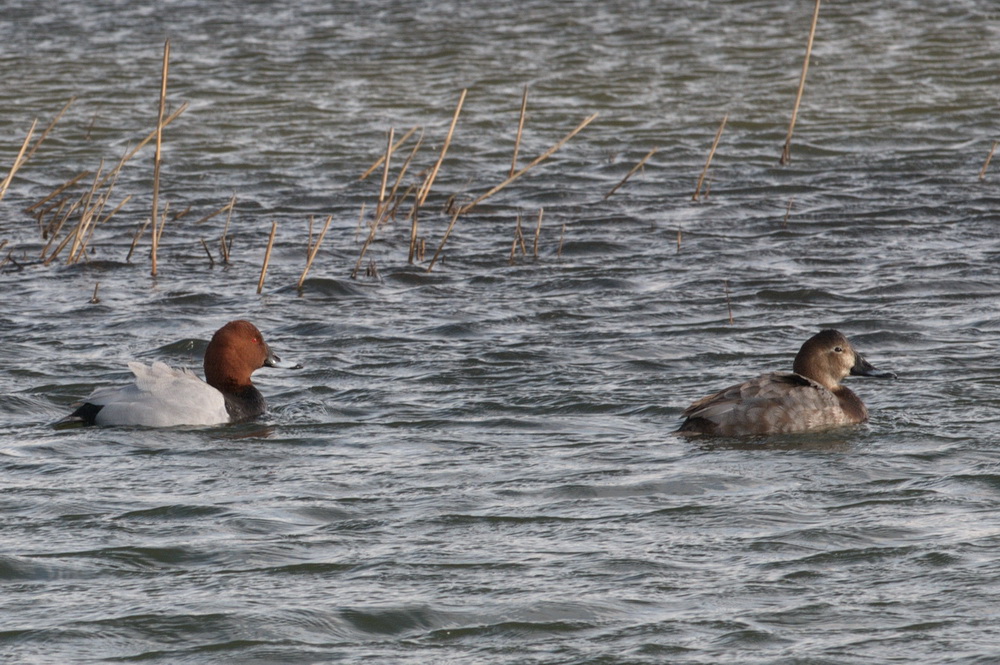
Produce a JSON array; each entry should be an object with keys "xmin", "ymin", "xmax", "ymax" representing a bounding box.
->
[
  {"xmin": 25, "ymin": 170, "xmax": 91, "ymax": 214},
  {"xmin": 257, "ymin": 221, "xmax": 277, "ymax": 294},
  {"xmin": 693, "ymin": 114, "xmax": 728, "ymax": 200},
  {"xmin": 457, "ymin": 112, "xmax": 598, "ymax": 215},
  {"xmin": 606, "ymin": 146, "xmax": 659, "ymax": 200},
  {"xmin": 41, "ymin": 196, "xmax": 85, "ymax": 262},
  {"xmin": 783, "ymin": 198, "xmax": 794, "ymax": 226},
  {"xmin": 200, "ymin": 239, "xmax": 215, "ymax": 267},
  {"xmin": 558, "ymin": 223, "xmax": 566, "ymax": 258},
  {"xmin": 677, "ymin": 228, "xmax": 682, "ymax": 252},
  {"xmin": 95, "ymin": 103, "xmax": 188, "ymax": 195},
  {"xmin": 724, "ymin": 279, "xmax": 734, "ymax": 324},
  {"xmin": 0, "ymin": 119, "xmax": 38, "ymax": 204},
  {"xmin": 508, "ymin": 226, "xmax": 519, "ymax": 265},
  {"xmin": 126, "ymin": 219, "xmax": 150, "ymax": 263},
  {"xmin": 416, "ymin": 89, "xmax": 467, "ymax": 209},
  {"xmin": 425, "ymin": 209, "xmax": 461, "ymax": 273},
  {"xmin": 151, "ymin": 39, "xmax": 170, "ymax": 277},
  {"xmin": 376, "ymin": 128, "xmax": 395, "ymax": 219},
  {"xmin": 389, "ymin": 133, "xmax": 424, "ymax": 218},
  {"xmin": 192, "ymin": 199, "xmax": 235, "ymax": 226},
  {"xmin": 510, "ymin": 84, "xmax": 529, "ymax": 178},
  {"xmin": 780, "ymin": 0, "xmax": 821, "ymax": 165},
  {"xmin": 221, "ymin": 194, "xmax": 236, "ymax": 263},
  {"xmin": 408, "ymin": 208, "xmax": 421, "ymax": 264},
  {"xmin": 979, "ymin": 141, "xmax": 998, "ymax": 180},
  {"xmin": 68, "ymin": 162, "xmax": 104, "ymax": 263},
  {"xmin": 297, "ymin": 214, "xmax": 332, "ymax": 289},
  {"xmin": 353, "ymin": 203, "xmax": 366, "ymax": 242},
  {"xmin": 90, "ymin": 282, "xmax": 100, "ymax": 304},
  {"xmin": 360, "ymin": 125, "xmax": 419, "ymax": 180},
  {"xmin": 352, "ymin": 205, "xmax": 389, "ymax": 279},
  {"xmin": 18, "ymin": 97, "xmax": 74, "ymax": 173},
  {"xmin": 533, "ymin": 208, "xmax": 543, "ymax": 258}
]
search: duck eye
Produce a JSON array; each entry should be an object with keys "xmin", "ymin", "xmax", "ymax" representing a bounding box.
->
[{"xmin": 834, "ymin": 346, "xmax": 843, "ymax": 353}]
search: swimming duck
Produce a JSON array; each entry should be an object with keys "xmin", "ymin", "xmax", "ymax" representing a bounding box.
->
[
  {"xmin": 62, "ymin": 320, "xmax": 299, "ymax": 427},
  {"xmin": 677, "ymin": 329, "xmax": 894, "ymax": 436}
]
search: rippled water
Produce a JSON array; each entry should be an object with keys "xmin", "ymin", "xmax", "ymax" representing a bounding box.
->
[{"xmin": 4, "ymin": 1, "xmax": 1000, "ymax": 663}]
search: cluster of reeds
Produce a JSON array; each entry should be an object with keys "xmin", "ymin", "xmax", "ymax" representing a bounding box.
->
[{"xmin": 346, "ymin": 86, "xmax": 600, "ymax": 277}]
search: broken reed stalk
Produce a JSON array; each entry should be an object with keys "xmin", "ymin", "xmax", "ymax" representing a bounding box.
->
[
  {"xmin": 693, "ymin": 114, "xmax": 728, "ymax": 200},
  {"xmin": 0, "ymin": 119, "xmax": 38, "ymax": 205},
  {"xmin": 415, "ymin": 89, "xmax": 467, "ymax": 209},
  {"xmin": 606, "ymin": 146, "xmax": 659, "ymax": 200},
  {"xmin": 425, "ymin": 112, "xmax": 598, "ymax": 273},
  {"xmin": 508, "ymin": 221, "xmax": 519, "ymax": 265},
  {"xmin": 151, "ymin": 39, "xmax": 171, "ymax": 277},
  {"xmin": 533, "ymin": 208, "xmax": 543, "ymax": 258},
  {"xmin": 388, "ymin": 133, "xmax": 423, "ymax": 216},
  {"xmin": 352, "ymin": 207, "xmax": 387, "ymax": 279},
  {"xmin": 297, "ymin": 214, "xmax": 332, "ymax": 289},
  {"xmin": 90, "ymin": 282, "xmax": 100, "ymax": 304},
  {"xmin": 67, "ymin": 162, "xmax": 104, "ymax": 263},
  {"xmin": 457, "ymin": 112, "xmax": 598, "ymax": 215},
  {"xmin": 221, "ymin": 193, "xmax": 236, "ymax": 263},
  {"xmin": 25, "ymin": 170, "xmax": 91, "ymax": 214},
  {"xmin": 979, "ymin": 141, "xmax": 999, "ymax": 180},
  {"xmin": 193, "ymin": 197, "xmax": 235, "ymax": 225},
  {"xmin": 557, "ymin": 223, "xmax": 566, "ymax": 258},
  {"xmin": 780, "ymin": 0, "xmax": 821, "ymax": 165},
  {"xmin": 783, "ymin": 198, "xmax": 794, "ymax": 226},
  {"xmin": 200, "ymin": 239, "xmax": 214, "ymax": 267},
  {"xmin": 22, "ymin": 97, "xmax": 75, "ymax": 167},
  {"xmin": 359, "ymin": 125, "xmax": 419, "ymax": 180},
  {"xmin": 257, "ymin": 221, "xmax": 277, "ymax": 294},
  {"xmin": 510, "ymin": 84, "xmax": 529, "ymax": 178},
  {"xmin": 376, "ymin": 128, "xmax": 395, "ymax": 219},
  {"xmin": 724, "ymin": 279, "xmax": 734, "ymax": 324},
  {"xmin": 425, "ymin": 209, "xmax": 461, "ymax": 273},
  {"xmin": 126, "ymin": 220, "xmax": 150, "ymax": 263}
]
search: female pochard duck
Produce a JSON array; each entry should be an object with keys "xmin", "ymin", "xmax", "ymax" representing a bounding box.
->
[
  {"xmin": 64, "ymin": 320, "xmax": 299, "ymax": 427},
  {"xmin": 677, "ymin": 329, "xmax": 895, "ymax": 437}
]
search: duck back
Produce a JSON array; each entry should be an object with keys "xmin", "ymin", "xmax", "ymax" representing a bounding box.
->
[{"xmin": 679, "ymin": 372, "xmax": 867, "ymax": 437}]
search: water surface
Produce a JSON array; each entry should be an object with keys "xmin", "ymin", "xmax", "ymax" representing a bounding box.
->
[{"xmin": 3, "ymin": 1, "xmax": 1000, "ymax": 663}]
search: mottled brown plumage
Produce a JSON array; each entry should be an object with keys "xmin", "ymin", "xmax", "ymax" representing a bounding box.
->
[{"xmin": 678, "ymin": 330, "xmax": 894, "ymax": 437}]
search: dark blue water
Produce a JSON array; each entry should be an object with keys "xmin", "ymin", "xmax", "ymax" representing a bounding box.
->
[{"xmin": 3, "ymin": 1, "xmax": 1000, "ymax": 663}]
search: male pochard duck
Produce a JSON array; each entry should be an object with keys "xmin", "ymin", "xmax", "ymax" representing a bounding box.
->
[
  {"xmin": 677, "ymin": 329, "xmax": 895, "ymax": 437},
  {"xmin": 63, "ymin": 320, "xmax": 299, "ymax": 427}
]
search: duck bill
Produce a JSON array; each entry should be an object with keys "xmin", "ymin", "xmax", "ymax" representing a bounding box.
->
[
  {"xmin": 264, "ymin": 345, "xmax": 303, "ymax": 370},
  {"xmin": 850, "ymin": 352, "xmax": 896, "ymax": 379}
]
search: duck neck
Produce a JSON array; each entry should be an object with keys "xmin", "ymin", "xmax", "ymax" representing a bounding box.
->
[{"xmin": 833, "ymin": 386, "xmax": 869, "ymax": 422}]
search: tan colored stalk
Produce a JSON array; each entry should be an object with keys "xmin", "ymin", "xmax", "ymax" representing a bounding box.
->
[
  {"xmin": 606, "ymin": 146, "xmax": 659, "ymax": 200},
  {"xmin": 425, "ymin": 209, "xmax": 461, "ymax": 272},
  {"xmin": 979, "ymin": 141, "xmax": 998, "ymax": 180},
  {"xmin": 0, "ymin": 119, "xmax": 37, "ymax": 204},
  {"xmin": 25, "ymin": 170, "xmax": 91, "ymax": 214},
  {"xmin": 151, "ymin": 39, "xmax": 170, "ymax": 276},
  {"xmin": 415, "ymin": 89, "xmax": 467, "ymax": 208},
  {"xmin": 457, "ymin": 112, "xmax": 598, "ymax": 215},
  {"xmin": 510, "ymin": 85, "xmax": 529, "ymax": 177},
  {"xmin": 557, "ymin": 223, "xmax": 566, "ymax": 258},
  {"xmin": 297, "ymin": 214, "xmax": 332, "ymax": 289},
  {"xmin": 221, "ymin": 194, "xmax": 236, "ymax": 264},
  {"xmin": 780, "ymin": 0, "xmax": 821, "ymax": 165},
  {"xmin": 376, "ymin": 128, "xmax": 395, "ymax": 219},
  {"xmin": 257, "ymin": 221, "xmax": 277, "ymax": 294},
  {"xmin": 360, "ymin": 125, "xmax": 419, "ymax": 180},
  {"xmin": 21, "ymin": 97, "xmax": 74, "ymax": 166},
  {"xmin": 693, "ymin": 113, "xmax": 728, "ymax": 200},
  {"xmin": 533, "ymin": 208, "xmax": 543, "ymax": 258}
]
